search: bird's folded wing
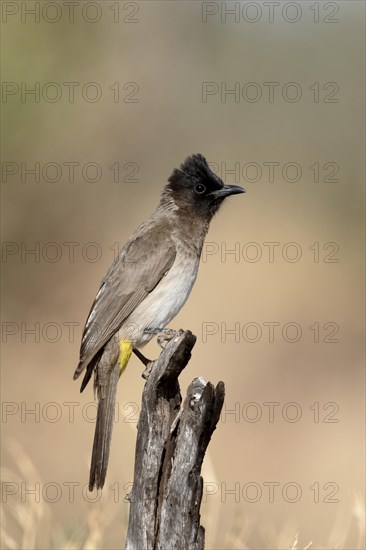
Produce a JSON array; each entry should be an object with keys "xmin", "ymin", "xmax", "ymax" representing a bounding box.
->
[{"xmin": 74, "ymin": 223, "xmax": 177, "ymax": 379}]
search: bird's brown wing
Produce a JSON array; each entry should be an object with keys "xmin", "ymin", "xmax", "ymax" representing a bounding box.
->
[{"xmin": 73, "ymin": 222, "xmax": 176, "ymax": 383}]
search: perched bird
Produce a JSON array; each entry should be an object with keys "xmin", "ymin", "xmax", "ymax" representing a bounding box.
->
[{"xmin": 74, "ymin": 154, "xmax": 245, "ymax": 490}]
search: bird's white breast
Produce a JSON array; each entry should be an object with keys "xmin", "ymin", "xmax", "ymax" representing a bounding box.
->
[{"xmin": 120, "ymin": 246, "xmax": 200, "ymax": 347}]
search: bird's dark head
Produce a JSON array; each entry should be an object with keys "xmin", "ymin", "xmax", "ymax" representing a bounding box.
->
[{"xmin": 162, "ymin": 154, "xmax": 245, "ymax": 220}]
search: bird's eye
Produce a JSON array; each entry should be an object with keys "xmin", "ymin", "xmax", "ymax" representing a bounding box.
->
[{"xmin": 195, "ymin": 183, "xmax": 206, "ymax": 194}]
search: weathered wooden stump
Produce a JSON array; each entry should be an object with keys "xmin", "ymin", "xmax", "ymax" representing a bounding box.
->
[{"xmin": 125, "ymin": 330, "xmax": 225, "ymax": 550}]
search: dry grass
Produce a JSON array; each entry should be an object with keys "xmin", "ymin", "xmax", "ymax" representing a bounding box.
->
[
  {"xmin": 1, "ymin": 441, "xmax": 364, "ymax": 550},
  {"xmin": 1, "ymin": 441, "xmax": 122, "ymax": 550}
]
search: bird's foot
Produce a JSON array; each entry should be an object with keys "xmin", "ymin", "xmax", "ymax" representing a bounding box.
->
[
  {"xmin": 133, "ymin": 348, "xmax": 153, "ymax": 379},
  {"xmin": 144, "ymin": 327, "xmax": 180, "ymax": 349},
  {"xmin": 142, "ymin": 362, "xmax": 154, "ymax": 380},
  {"xmin": 157, "ymin": 328, "xmax": 180, "ymax": 349}
]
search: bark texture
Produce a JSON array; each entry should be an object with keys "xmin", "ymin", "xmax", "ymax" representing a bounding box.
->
[{"xmin": 125, "ymin": 330, "xmax": 225, "ymax": 550}]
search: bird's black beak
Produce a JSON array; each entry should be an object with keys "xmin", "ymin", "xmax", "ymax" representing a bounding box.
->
[{"xmin": 210, "ymin": 185, "xmax": 246, "ymax": 199}]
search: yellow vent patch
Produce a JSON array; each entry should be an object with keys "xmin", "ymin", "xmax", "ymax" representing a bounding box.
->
[{"xmin": 119, "ymin": 339, "xmax": 133, "ymax": 377}]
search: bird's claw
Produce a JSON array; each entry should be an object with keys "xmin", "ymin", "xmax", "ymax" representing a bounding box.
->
[
  {"xmin": 142, "ymin": 362, "xmax": 154, "ymax": 380},
  {"xmin": 157, "ymin": 329, "xmax": 178, "ymax": 349},
  {"xmin": 144, "ymin": 327, "xmax": 184, "ymax": 349}
]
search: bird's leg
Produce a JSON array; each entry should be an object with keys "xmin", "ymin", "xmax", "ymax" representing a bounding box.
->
[
  {"xmin": 144, "ymin": 327, "xmax": 167, "ymax": 335},
  {"xmin": 132, "ymin": 348, "xmax": 154, "ymax": 380},
  {"xmin": 135, "ymin": 326, "xmax": 181, "ymax": 380},
  {"xmin": 133, "ymin": 348, "xmax": 151, "ymax": 367},
  {"xmin": 144, "ymin": 327, "xmax": 180, "ymax": 349}
]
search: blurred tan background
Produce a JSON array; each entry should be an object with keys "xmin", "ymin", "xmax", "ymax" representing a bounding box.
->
[{"xmin": 1, "ymin": 1, "xmax": 365, "ymax": 549}]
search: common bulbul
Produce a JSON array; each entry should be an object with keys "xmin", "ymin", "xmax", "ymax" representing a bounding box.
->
[{"xmin": 73, "ymin": 154, "xmax": 245, "ymax": 491}]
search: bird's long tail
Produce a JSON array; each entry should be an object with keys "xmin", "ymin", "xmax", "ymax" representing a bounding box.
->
[{"xmin": 89, "ymin": 339, "xmax": 133, "ymax": 491}]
